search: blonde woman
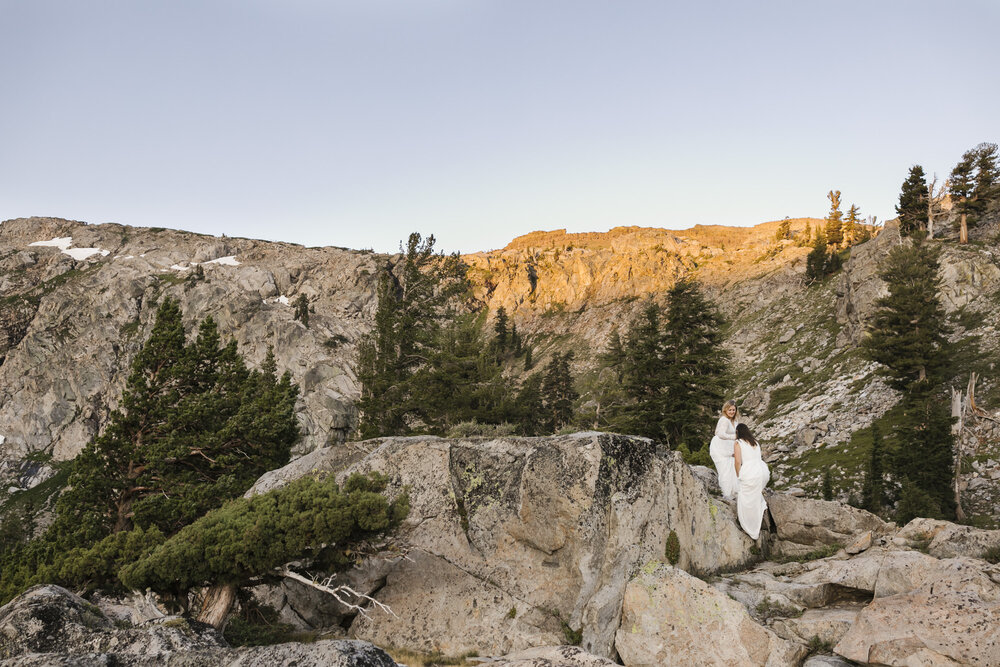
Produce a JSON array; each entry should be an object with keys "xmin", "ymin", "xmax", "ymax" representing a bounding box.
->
[
  {"xmin": 734, "ymin": 423, "xmax": 771, "ymax": 540},
  {"xmin": 709, "ymin": 400, "xmax": 739, "ymax": 500}
]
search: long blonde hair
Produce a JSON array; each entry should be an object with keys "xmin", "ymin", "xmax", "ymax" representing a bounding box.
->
[{"xmin": 721, "ymin": 399, "xmax": 739, "ymax": 420}]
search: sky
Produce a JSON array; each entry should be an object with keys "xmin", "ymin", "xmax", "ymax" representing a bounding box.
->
[{"xmin": 1, "ymin": 1, "xmax": 998, "ymax": 254}]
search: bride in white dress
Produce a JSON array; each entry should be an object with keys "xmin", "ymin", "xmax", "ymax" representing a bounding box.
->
[
  {"xmin": 734, "ymin": 423, "xmax": 770, "ymax": 540},
  {"xmin": 709, "ymin": 400, "xmax": 739, "ymax": 500}
]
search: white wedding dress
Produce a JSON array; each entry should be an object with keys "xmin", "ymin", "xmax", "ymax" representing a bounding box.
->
[
  {"xmin": 736, "ymin": 439, "xmax": 770, "ymax": 540},
  {"xmin": 709, "ymin": 416, "xmax": 739, "ymax": 500}
]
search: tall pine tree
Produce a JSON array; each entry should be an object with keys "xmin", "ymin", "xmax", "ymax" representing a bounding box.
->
[
  {"xmin": 825, "ymin": 190, "xmax": 844, "ymax": 247},
  {"xmin": 862, "ymin": 236, "xmax": 951, "ymax": 391},
  {"xmin": 355, "ymin": 233, "xmax": 468, "ymax": 438},
  {"xmin": 660, "ymin": 280, "xmax": 729, "ymax": 448},
  {"xmin": 860, "ymin": 422, "xmax": 885, "ymax": 514},
  {"xmin": 896, "ymin": 165, "xmax": 928, "ymax": 236},
  {"xmin": 862, "ymin": 234, "xmax": 955, "ymax": 520}
]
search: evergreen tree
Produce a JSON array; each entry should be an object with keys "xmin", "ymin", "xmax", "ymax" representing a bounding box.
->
[
  {"xmin": 1, "ymin": 299, "xmax": 301, "ymax": 604},
  {"xmin": 510, "ymin": 323, "xmax": 522, "ymax": 355},
  {"xmin": 609, "ymin": 283, "xmax": 728, "ymax": 445},
  {"xmin": 896, "ymin": 165, "xmax": 928, "ymax": 236},
  {"xmin": 524, "ymin": 345, "xmax": 534, "ymax": 371},
  {"xmin": 950, "ymin": 150, "xmax": 976, "ymax": 243},
  {"xmin": 806, "ymin": 227, "xmax": 828, "ymax": 282},
  {"xmin": 843, "ymin": 204, "xmax": 861, "ymax": 246},
  {"xmin": 825, "ymin": 190, "xmax": 844, "ymax": 247},
  {"xmin": 512, "ymin": 373, "xmax": 545, "ymax": 436},
  {"xmin": 862, "ymin": 236, "xmax": 951, "ymax": 391},
  {"xmin": 293, "ymin": 294, "xmax": 310, "ymax": 327},
  {"xmin": 52, "ymin": 300, "xmax": 299, "ymax": 543},
  {"xmin": 599, "ymin": 328, "xmax": 627, "ymax": 382},
  {"xmin": 775, "ymin": 220, "xmax": 792, "ymax": 241},
  {"xmin": 659, "ymin": 280, "xmax": 729, "ymax": 447},
  {"xmin": 892, "ymin": 394, "xmax": 955, "ymax": 519},
  {"xmin": 822, "ymin": 470, "xmax": 833, "ymax": 501},
  {"xmin": 541, "ymin": 352, "xmax": 577, "ymax": 432},
  {"xmin": 493, "ymin": 307, "xmax": 509, "ymax": 353},
  {"xmin": 617, "ymin": 303, "xmax": 669, "ymax": 440},
  {"xmin": 860, "ymin": 422, "xmax": 885, "ymax": 514},
  {"xmin": 120, "ymin": 472, "xmax": 408, "ymax": 619},
  {"xmin": 355, "ymin": 233, "xmax": 469, "ymax": 438},
  {"xmin": 949, "ymin": 143, "xmax": 997, "ymax": 243},
  {"xmin": 412, "ymin": 312, "xmax": 507, "ymax": 432}
]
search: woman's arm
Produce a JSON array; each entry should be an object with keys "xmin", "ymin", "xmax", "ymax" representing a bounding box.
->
[
  {"xmin": 734, "ymin": 441, "xmax": 742, "ymax": 477},
  {"xmin": 715, "ymin": 417, "xmax": 736, "ymax": 440}
]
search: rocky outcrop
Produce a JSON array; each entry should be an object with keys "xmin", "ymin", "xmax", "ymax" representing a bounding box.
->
[
  {"xmin": 247, "ymin": 432, "xmax": 760, "ymax": 659},
  {"xmin": 0, "ymin": 217, "xmax": 380, "ymax": 463},
  {"xmin": 767, "ymin": 494, "xmax": 892, "ymax": 556},
  {"xmin": 614, "ymin": 563, "xmax": 807, "ymax": 666},
  {"xmin": 0, "ymin": 585, "xmax": 397, "ymax": 666}
]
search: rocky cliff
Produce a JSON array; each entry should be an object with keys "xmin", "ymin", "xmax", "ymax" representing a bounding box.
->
[{"xmin": 2, "ymin": 213, "xmax": 999, "ymax": 518}]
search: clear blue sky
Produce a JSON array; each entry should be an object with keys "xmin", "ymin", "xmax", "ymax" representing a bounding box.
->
[{"xmin": 2, "ymin": 1, "xmax": 997, "ymax": 253}]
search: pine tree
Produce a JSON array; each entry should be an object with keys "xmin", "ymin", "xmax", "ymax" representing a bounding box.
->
[
  {"xmin": 52, "ymin": 300, "xmax": 299, "ymax": 542},
  {"xmin": 119, "ymin": 472, "xmax": 408, "ymax": 624},
  {"xmin": 893, "ymin": 394, "xmax": 955, "ymax": 520},
  {"xmin": 896, "ymin": 165, "xmax": 928, "ymax": 236},
  {"xmin": 775, "ymin": 220, "xmax": 792, "ymax": 241},
  {"xmin": 541, "ymin": 352, "xmax": 577, "ymax": 432},
  {"xmin": 617, "ymin": 302, "xmax": 669, "ymax": 440},
  {"xmin": 806, "ymin": 227, "xmax": 828, "ymax": 282},
  {"xmin": 512, "ymin": 373, "xmax": 544, "ymax": 435},
  {"xmin": 412, "ymin": 312, "xmax": 507, "ymax": 432},
  {"xmin": 825, "ymin": 190, "xmax": 844, "ymax": 247},
  {"xmin": 862, "ymin": 236, "xmax": 951, "ymax": 391},
  {"xmin": 356, "ymin": 233, "xmax": 469, "ymax": 438},
  {"xmin": 293, "ymin": 294, "xmax": 310, "ymax": 327},
  {"xmin": 948, "ymin": 143, "xmax": 997, "ymax": 243},
  {"xmin": 660, "ymin": 280, "xmax": 729, "ymax": 447},
  {"xmin": 822, "ymin": 470, "xmax": 833, "ymax": 501},
  {"xmin": 860, "ymin": 422, "xmax": 885, "ymax": 514},
  {"xmin": 493, "ymin": 307, "xmax": 509, "ymax": 352},
  {"xmin": 950, "ymin": 150, "xmax": 976, "ymax": 244},
  {"xmin": 609, "ymin": 284, "xmax": 728, "ymax": 445},
  {"xmin": 843, "ymin": 204, "xmax": 861, "ymax": 246}
]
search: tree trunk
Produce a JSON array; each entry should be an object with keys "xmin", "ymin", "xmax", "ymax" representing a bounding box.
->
[
  {"xmin": 951, "ymin": 386, "xmax": 966, "ymax": 522},
  {"xmin": 960, "ymin": 213, "xmax": 968, "ymax": 243},
  {"xmin": 197, "ymin": 583, "xmax": 238, "ymax": 630},
  {"xmin": 926, "ymin": 178, "xmax": 936, "ymax": 239}
]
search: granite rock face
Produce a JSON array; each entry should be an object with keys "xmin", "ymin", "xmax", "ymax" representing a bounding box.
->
[
  {"xmin": 0, "ymin": 585, "xmax": 397, "ymax": 666},
  {"xmin": 247, "ymin": 432, "xmax": 760, "ymax": 659},
  {"xmin": 614, "ymin": 564, "xmax": 806, "ymax": 667},
  {"xmin": 0, "ymin": 217, "xmax": 380, "ymax": 462},
  {"xmin": 767, "ymin": 494, "xmax": 891, "ymax": 556}
]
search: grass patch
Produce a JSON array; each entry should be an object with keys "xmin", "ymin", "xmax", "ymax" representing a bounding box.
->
[
  {"xmin": 754, "ymin": 597, "xmax": 803, "ymax": 621},
  {"xmin": 806, "ymin": 635, "xmax": 835, "ymax": 656},
  {"xmin": 982, "ymin": 545, "xmax": 1000, "ymax": 564},
  {"xmin": 778, "ymin": 543, "xmax": 842, "ymax": 564},
  {"xmin": 383, "ymin": 648, "xmax": 480, "ymax": 666}
]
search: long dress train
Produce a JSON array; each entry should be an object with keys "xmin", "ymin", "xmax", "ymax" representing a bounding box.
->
[
  {"xmin": 736, "ymin": 439, "xmax": 770, "ymax": 540},
  {"xmin": 709, "ymin": 416, "xmax": 738, "ymax": 500}
]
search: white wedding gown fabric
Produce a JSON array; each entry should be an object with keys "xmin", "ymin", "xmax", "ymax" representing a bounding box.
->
[
  {"xmin": 709, "ymin": 416, "xmax": 739, "ymax": 500},
  {"xmin": 736, "ymin": 439, "xmax": 770, "ymax": 540}
]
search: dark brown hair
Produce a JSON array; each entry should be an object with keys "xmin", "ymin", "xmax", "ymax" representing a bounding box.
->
[{"xmin": 736, "ymin": 423, "xmax": 758, "ymax": 447}]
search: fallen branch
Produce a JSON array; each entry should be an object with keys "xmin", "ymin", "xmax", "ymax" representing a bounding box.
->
[{"xmin": 277, "ymin": 566, "xmax": 397, "ymax": 618}]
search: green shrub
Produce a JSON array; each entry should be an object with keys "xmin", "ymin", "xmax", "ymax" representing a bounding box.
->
[
  {"xmin": 119, "ymin": 472, "xmax": 409, "ymax": 598},
  {"xmin": 664, "ymin": 530, "xmax": 680, "ymax": 565}
]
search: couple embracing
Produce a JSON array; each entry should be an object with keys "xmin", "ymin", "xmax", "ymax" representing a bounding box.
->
[{"xmin": 709, "ymin": 400, "xmax": 770, "ymax": 539}]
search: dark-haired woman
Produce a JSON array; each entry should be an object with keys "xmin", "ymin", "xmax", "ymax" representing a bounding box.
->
[{"xmin": 733, "ymin": 423, "xmax": 770, "ymax": 540}]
